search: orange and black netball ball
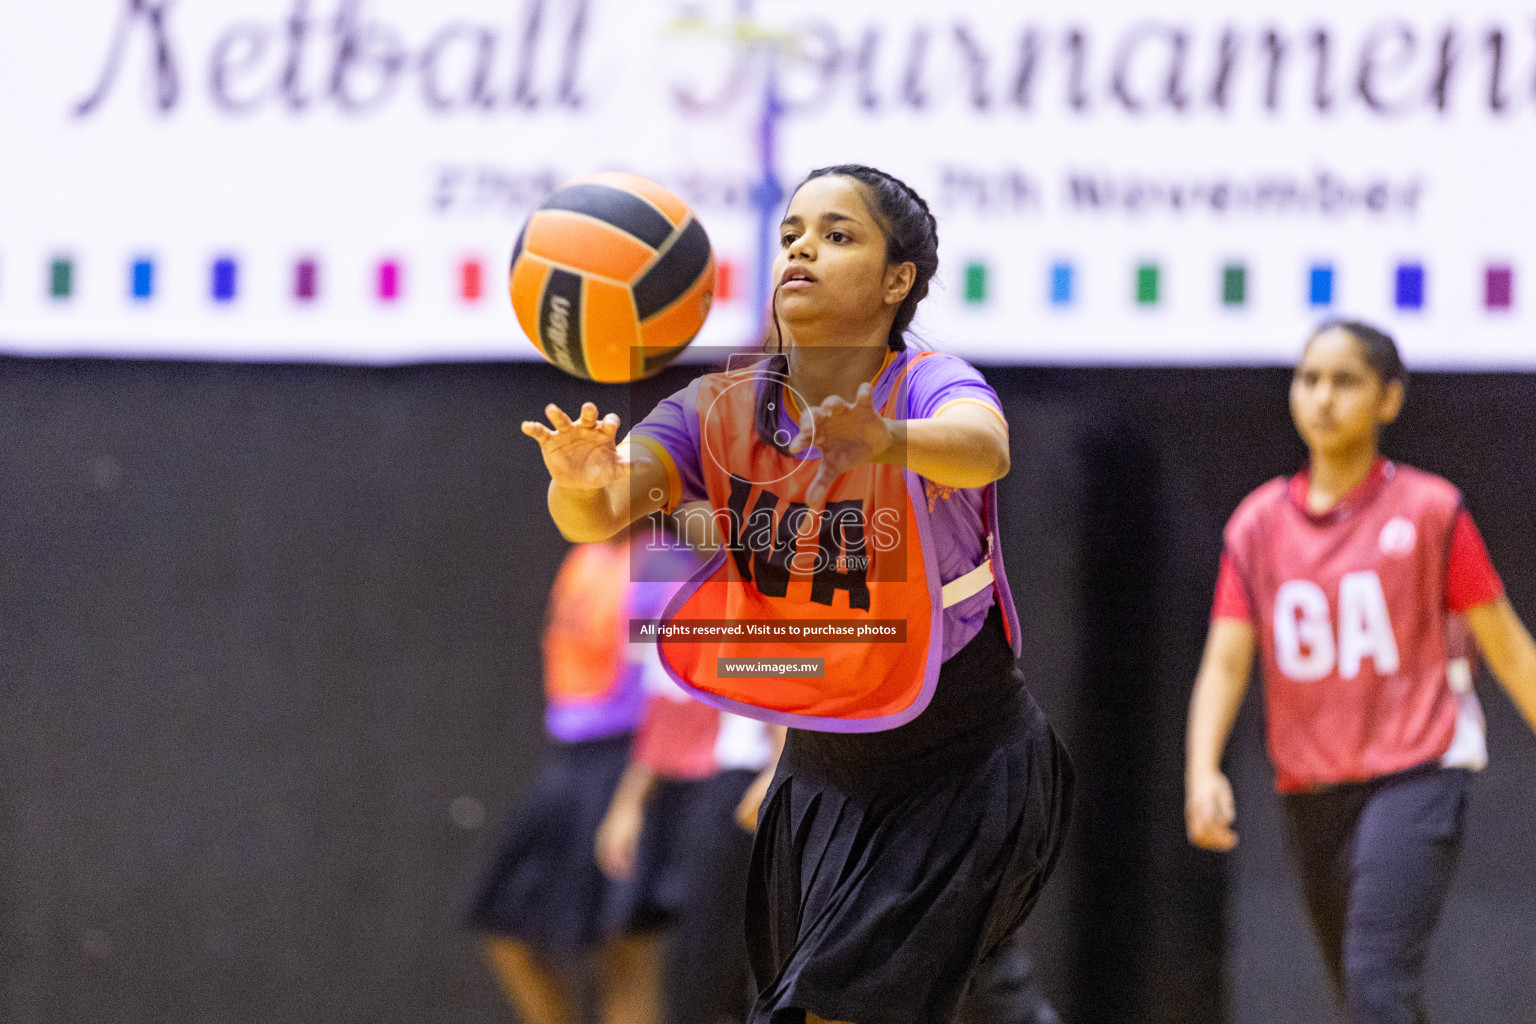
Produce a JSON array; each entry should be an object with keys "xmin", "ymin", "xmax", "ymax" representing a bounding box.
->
[{"xmin": 510, "ymin": 173, "xmax": 715, "ymax": 382}]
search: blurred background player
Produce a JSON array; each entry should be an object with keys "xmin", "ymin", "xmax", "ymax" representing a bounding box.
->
[
  {"xmin": 464, "ymin": 521, "xmax": 680, "ymax": 1024},
  {"xmin": 1185, "ymin": 320, "xmax": 1536, "ymax": 1023}
]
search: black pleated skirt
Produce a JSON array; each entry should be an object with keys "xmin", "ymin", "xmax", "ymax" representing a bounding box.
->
[
  {"xmin": 745, "ymin": 609, "xmax": 1073, "ymax": 1024},
  {"xmin": 464, "ymin": 732, "xmax": 644, "ymax": 954}
]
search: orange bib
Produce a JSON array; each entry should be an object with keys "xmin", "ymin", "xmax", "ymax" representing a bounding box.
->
[
  {"xmin": 658, "ymin": 353, "xmax": 957, "ymax": 732},
  {"xmin": 544, "ymin": 541, "xmax": 628, "ymax": 705}
]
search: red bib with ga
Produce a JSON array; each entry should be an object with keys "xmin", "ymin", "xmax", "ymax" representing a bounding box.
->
[
  {"xmin": 657, "ymin": 352, "xmax": 1009, "ymax": 733},
  {"xmin": 1226, "ymin": 462, "xmax": 1470, "ymax": 791}
]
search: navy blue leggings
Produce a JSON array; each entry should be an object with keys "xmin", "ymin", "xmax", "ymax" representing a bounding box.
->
[{"xmin": 1283, "ymin": 766, "xmax": 1472, "ymax": 1024}]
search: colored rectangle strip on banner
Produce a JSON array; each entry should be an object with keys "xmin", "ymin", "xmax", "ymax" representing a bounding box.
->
[
  {"xmin": 294, "ymin": 259, "xmax": 318, "ymax": 302},
  {"xmin": 1136, "ymin": 263, "xmax": 1159, "ymax": 305},
  {"xmin": 211, "ymin": 257, "xmax": 238, "ymax": 302},
  {"xmin": 50, "ymin": 257, "xmax": 73, "ymax": 299},
  {"xmin": 1395, "ymin": 263, "xmax": 1424, "ymax": 310},
  {"xmin": 378, "ymin": 260, "xmax": 400, "ymax": 302},
  {"xmin": 1050, "ymin": 262, "xmax": 1073, "ymax": 306},
  {"xmin": 1222, "ymin": 264, "xmax": 1246, "ymax": 306},
  {"xmin": 1485, "ymin": 265, "xmax": 1513, "ymax": 310},
  {"xmin": 715, "ymin": 260, "xmax": 735, "ymax": 302},
  {"xmin": 460, "ymin": 259, "xmax": 483, "ymax": 302},
  {"xmin": 1309, "ymin": 264, "xmax": 1334, "ymax": 307},
  {"xmin": 131, "ymin": 258, "xmax": 154, "ymax": 300},
  {"xmin": 965, "ymin": 262, "xmax": 987, "ymax": 304}
]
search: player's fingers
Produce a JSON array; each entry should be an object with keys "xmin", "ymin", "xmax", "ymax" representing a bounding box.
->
[
  {"xmin": 735, "ymin": 791, "xmax": 762, "ymax": 833},
  {"xmin": 598, "ymin": 852, "xmax": 627, "ymax": 882},
  {"xmin": 595, "ymin": 826, "xmax": 628, "ymax": 881},
  {"xmin": 789, "ymin": 409, "xmax": 818, "ymax": 453},
  {"xmin": 735, "ymin": 774, "xmax": 771, "ymax": 832},
  {"xmin": 610, "ymin": 840, "xmax": 636, "ymax": 881},
  {"xmin": 599, "ymin": 412, "xmax": 621, "ymax": 435},
  {"xmin": 805, "ymin": 465, "xmax": 835, "ymax": 510},
  {"xmin": 594, "ymin": 828, "xmax": 614, "ymax": 875},
  {"xmin": 1217, "ymin": 787, "xmax": 1237, "ymax": 824},
  {"xmin": 1186, "ymin": 795, "xmax": 1216, "ymax": 834},
  {"xmin": 854, "ymin": 381, "xmax": 874, "ymax": 407},
  {"xmin": 810, "ymin": 448, "xmax": 857, "ymax": 506},
  {"xmin": 521, "ymin": 421, "xmax": 554, "ymax": 442},
  {"xmin": 1190, "ymin": 814, "xmax": 1238, "ymax": 852},
  {"xmin": 821, "ymin": 394, "xmax": 852, "ymax": 414},
  {"xmin": 1189, "ymin": 821, "xmax": 1216, "ymax": 849},
  {"xmin": 545, "ymin": 403, "xmax": 573, "ymax": 430},
  {"xmin": 578, "ymin": 402, "xmax": 599, "ymax": 427}
]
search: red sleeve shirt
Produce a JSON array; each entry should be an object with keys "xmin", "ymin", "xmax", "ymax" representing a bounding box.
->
[
  {"xmin": 631, "ymin": 695, "xmax": 724, "ymax": 780},
  {"xmin": 1445, "ymin": 509, "xmax": 1505, "ymax": 612},
  {"xmin": 1210, "ymin": 551, "xmax": 1252, "ymax": 622},
  {"xmin": 1211, "ymin": 508, "xmax": 1503, "ymax": 622}
]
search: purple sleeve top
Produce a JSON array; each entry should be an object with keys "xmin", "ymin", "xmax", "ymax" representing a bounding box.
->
[{"xmin": 893, "ymin": 352, "xmax": 1006, "ymax": 660}]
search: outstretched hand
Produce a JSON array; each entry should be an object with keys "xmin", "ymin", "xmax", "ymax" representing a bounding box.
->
[
  {"xmin": 788, "ymin": 382, "xmax": 895, "ymax": 508},
  {"xmin": 521, "ymin": 402, "xmax": 623, "ymax": 491}
]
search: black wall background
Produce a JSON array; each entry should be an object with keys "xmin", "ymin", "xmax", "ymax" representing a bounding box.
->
[{"xmin": 1, "ymin": 356, "xmax": 1532, "ymax": 1024}]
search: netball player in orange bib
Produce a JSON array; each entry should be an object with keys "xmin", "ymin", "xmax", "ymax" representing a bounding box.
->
[
  {"xmin": 1185, "ymin": 321, "xmax": 1536, "ymax": 1023},
  {"xmin": 523, "ymin": 165, "xmax": 1072, "ymax": 1024}
]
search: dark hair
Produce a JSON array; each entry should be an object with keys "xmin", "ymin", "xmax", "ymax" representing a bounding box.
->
[
  {"xmin": 756, "ymin": 164, "xmax": 939, "ymax": 452},
  {"xmin": 1307, "ymin": 318, "xmax": 1408, "ymax": 386}
]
